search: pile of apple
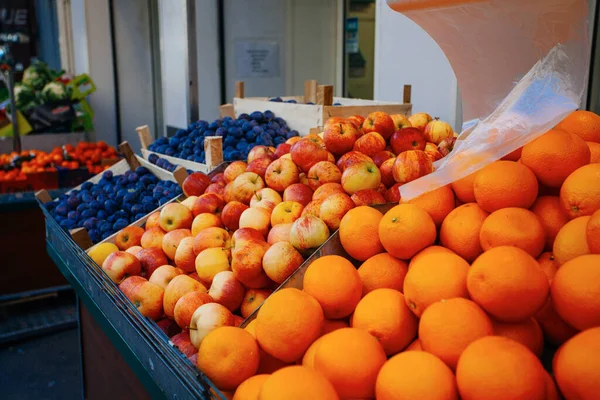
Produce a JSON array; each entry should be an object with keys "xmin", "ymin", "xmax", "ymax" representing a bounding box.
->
[{"xmin": 91, "ymin": 109, "xmax": 456, "ymax": 365}]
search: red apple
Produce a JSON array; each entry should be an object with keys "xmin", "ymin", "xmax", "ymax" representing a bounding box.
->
[
  {"xmin": 231, "ymin": 239, "xmax": 270, "ymax": 286},
  {"xmin": 204, "ymin": 183, "xmax": 225, "ymax": 198},
  {"xmin": 347, "ymin": 115, "xmax": 366, "ymax": 131},
  {"xmin": 378, "ymin": 183, "xmax": 388, "ymax": 195},
  {"xmin": 274, "ymin": 143, "xmax": 291, "ymax": 159},
  {"xmin": 231, "ymin": 228, "xmax": 265, "ymax": 248},
  {"xmin": 173, "ymin": 291, "xmax": 214, "ymax": 329},
  {"xmin": 149, "ymin": 265, "xmax": 183, "ymax": 289},
  {"xmin": 126, "ymin": 245, "xmax": 143, "ymax": 257},
  {"xmin": 191, "ymin": 193, "xmax": 225, "ymax": 217},
  {"xmin": 241, "ymin": 289, "xmax": 272, "ymax": 319},
  {"xmin": 163, "ymin": 274, "xmax": 207, "ymax": 319},
  {"xmin": 224, "ymin": 161, "xmax": 247, "ymax": 183},
  {"xmin": 137, "ymin": 247, "xmax": 169, "ymax": 277},
  {"xmin": 323, "ymin": 117, "xmax": 347, "ymax": 130},
  {"xmin": 437, "ymin": 137, "xmax": 457, "ymax": 157},
  {"xmin": 145, "ymin": 211, "xmax": 161, "ymax": 230},
  {"xmin": 351, "ymin": 189, "xmax": 386, "ymax": 206},
  {"xmin": 189, "ymin": 303, "xmax": 234, "ymax": 348},
  {"xmin": 194, "ymin": 247, "xmax": 231, "ymax": 286},
  {"xmin": 246, "ymin": 157, "xmax": 272, "ymax": 179},
  {"xmin": 233, "ymin": 315, "xmax": 244, "ymax": 327},
  {"xmin": 140, "ymin": 227, "xmax": 165, "ymax": 250},
  {"xmin": 265, "ymin": 157, "xmax": 300, "ymax": 192},
  {"xmin": 211, "ymin": 172, "xmax": 227, "ymax": 185},
  {"xmin": 392, "ymin": 150, "xmax": 434, "ymax": 184},
  {"xmin": 319, "ymin": 192, "xmax": 355, "ymax": 230},
  {"xmin": 119, "ymin": 276, "xmax": 164, "ymax": 320},
  {"xmin": 223, "ymin": 181, "xmax": 235, "ymax": 203},
  {"xmin": 341, "ymin": 160, "xmax": 382, "ymax": 194},
  {"xmin": 271, "ymin": 201, "xmax": 304, "ymax": 226},
  {"xmin": 180, "ymin": 196, "xmax": 198, "ymax": 211},
  {"xmin": 301, "ymin": 200, "xmax": 323, "ymax": 218},
  {"xmin": 193, "ymin": 227, "xmax": 230, "ymax": 255},
  {"xmin": 161, "ymin": 228, "xmax": 192, "ymax": 260},
  {"xmin": 171, "ymin": 331, "xmax": 197, "ymax": 357},
  {"xmin": 191, "ymin": 213, "xmax": 223, "ymax": 236},
  {"xmin": 174, "ymin": 236, "xmax": 196, "ymax": 272},
  {"xmin": 248, "ymin": 145, "xmax": 275, "ymax": 164},
  {"xmin": 289, "ymin": 215, "xmax": 330, "ymax": 252},
  {"xmin": 336, "ymin": 151, "xmax": 374, "ymax": 172},
  {"xmin": 372, "ymin": 150, "xmax": 396, "ymax": 168},
  {"xmin": 283, "ymin": 183, "xmax": 313, "ymax": 207},
  {"xmin": 286, "ymin": 136, "xmax": 301, "ymax": 145},
  {"xmin": 115, "ymin": 226, "xmax": 144, "ymax": 250},
  {"xmin": 390, "ymin": 127, "xmax": 426, "ymax": 154},
  {"xmin": 353, "ymin": 132, "xmax": 387, "ymax": 157},
  {"xmin": 155, "ymin": 317, "xmax": 181, "ymax": 338},
  {"xmin": 159, "ymin": 203, "xmax": 193, "ymax": 232},
  {"xmin": 208, "ymin": 270, "xmax": 245, "ymax": 312},
  {"xmin": 306, "ymin": 161, "xmax": 342, "ymax": 191},
  {"xmin": 262, "ymin": 241, "xmax": 304, "ymax": 284},
  {"xmin": 231, "ymin": 172, "xmax": 265, "ymax": 204},
  {"xmin": 102, "ymin": 251, "xmax": 142, "ymax": 283},
  {"xmin": 408, "ymin": 112, "xmax": 433, "ymax": 131},
  {"xmin": 267, "ymin": 222, "xmax": 293, "ymax": 244},
  {"xmin": 220, "ymin": 201, "xmax": 249, "ymax": 231},
  {"xmin": 312, "ymin": 182, "xmax": 345, "ymax": 202},
  {"xmin": 182, "ymin": 172, "xmax": 211, "ymax": 197},
  {"xmin": 391, "ymin": 114, "xmax": 412, "ymax": 130},
  {"xmin": 239, "ymin": 207, "xmax": 271, "ymax": 237},
  {"xmin": 362, "ymin": 111, "xmax": 396, "ymax": 140},
  {"xmin": 290, "ymin": 138, "xmax": 328, "ymax": 172},
  {"xmin": 385, "ymin": 183, "xmax": 402, "ymax": 202},
  {"xmin": 425, "ymin": 142, "xmax": 444, "ymax": 162},
  {"xmin": 380, "ymin": 158, "xmax": 396, "ymax": 187},
  {"xmin": 424, "ymin": 118, "xmax": 454, "ymax": 144},
  {"xmin": 323, "ymin": 121, "xmax": 360, "ymax": 156},
  {"xmin": 250, "ymin": 188, "xmax": 282, "ymax": 211}
]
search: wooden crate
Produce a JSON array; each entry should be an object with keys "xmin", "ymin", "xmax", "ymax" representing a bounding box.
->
[{"xmin": 220, "ymin": 80, "xmax": 413, "ymax": 136}]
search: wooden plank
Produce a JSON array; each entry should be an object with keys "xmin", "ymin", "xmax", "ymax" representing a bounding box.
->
[
  {"xmin": 304, "ymin": 80, "xmax": 318, "ymax": 103},
  {"xmin": 118, "ymin": 142, "xmax": 141, "ymax": 171},
  {"xmin": 173, "ymin": 166, "xmax": 189, "ymax": 187},
  {"xmin": 136, "ymin": 125, "xmax": 153, "ymax": 150},
  {"xmin": 317, "ymin": 85, "xmax": 334, "ymax": 106},
  {"xmin": 35, "ymin": 189, "xmax": 52, "ymax": 204},
  {"xmin": 403, "ymin": 85, "xmax": 412, "ymax": 104},
  {"xmin": 235, "ymin": 81, "xmax": 245, "ymax": 99},
  {"xmin": 70, "ymin": 227, "xmax": 94, "ymax": 250},
  {"xmin": 219, "ymin": 104, "xmax": 235, "ymax": 118},
  {"xmin": 323, "ymin": 104, "xmax": 412, "ymax": 121},
  {"xmin": 309, "ymin": 127, "xmax": 322, "ymax": 135},
  {"xmin": 205, "ymin": 136, "xmax": 223, "ymax": 170}
]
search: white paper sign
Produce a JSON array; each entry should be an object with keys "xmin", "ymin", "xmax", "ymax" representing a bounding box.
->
[{"xmin": 235, "ymin": 40, "xmax": 280, "ymax": 78}]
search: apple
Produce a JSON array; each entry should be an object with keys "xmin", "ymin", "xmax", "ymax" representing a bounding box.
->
[
  {"xmin": 231, "ymin": 172, "xmax": 265, "ymax": 204},
  {"xmin": 319, "ymin": 192, "xmax": 355, "ymax": 230},
  {"xmin": 160, "ymin": 228, "xmax": 191, "ymax": 260},
  {"xmin": 136, "ymin": 247, "xmax": 169, "ymax": 277},
  {"xmin": 286, "ymin": 136, "xmax": 301, "ymax": 145},
  {"xmin": 115, "ymin": 226, "xmax": 144, "ymax": 250},
  {"xmin": 424, "ymin": 118, "xmax": 454, "ymax": 144},
  {"xmin": 246, "ymin": 157, "xmax": 273, "ymax": 179},
  {"xmin": 241, "ymin": 289, "xmax": 272, "ymax": 318},
  {"xmin": 193, "ymin": 227, "xmax": 230, "ymax": 255},
  {"xmin": 192, "ymin": 193, "xmax": 225, "ymax": 217},
  {"xmin": 250, "ymin": 188, "xmax": 283, "ymax": 210},
  {"xmin": 267, "ymin": 222, "xmax": 293, "ymax": 245},
  {"xmin": 248, "ymin": 145, "xmax": 275, "ymax": 164},
  {"xmin": 239, "ymin": 270, "xmax": 272, "ymax": 289},
  {"xmin": 155, "ymin": 317, "xmax": 181, "ymax": 338},
  {"xmin": 323, "ymin": 117, "xmax": 347, "ymax": 130},
  {"xmin": 140, "ymin": 227, "xmax": 165, "ymax": 250},
  {"xmin": 351, "ymin": 189, "xmax": 386, "ymax": 206},
  {"xmin": 305, "ymin": 133, "xmax": 324, "ymax": 146},
  {"xmin": 283, "ymin": 183, "xmax": 313, "ymax": 207},
  {"xmin": 336, "ymin": 151, "xmax": 374, "ymax": 172},
  {"xmin": 160, "ymin": 203, "xmax": 193, "ymax": 232},
  {"xmin": 438, "ymin": 137, "xmax": 457, "ymax": 156},
  {"xmin": 182, "ymin": 172, "xmax": 211, "ymax": 197},
  {"xmin": 189, "ymin": 303, "xmax": 234, "ymax": 348},
  {"xmin": 341, "ymin": 160, "xmax": 381, "ymax": 194},
  {"xmin": 204, "ymin": 183, "xmax": 225, "ymax": 199},
  {"xmin": 211, "ymin": 172, "xmax": 227, "ymax": 186},
  {"xmin": 191, "ymin": 213, "xmax": 223, "ymax": 236},
  {"xmin": 362, "ymin": 111, "xmax": 396, "ymax": 140},
  {"xmin": 372, "ymin": 150, "xmax": 396, "ymax": 168},
  {"xmin": 306, "ymin": 161, "xmax": 342, "ymax": 191},
  {"xmin": 390, "ymin": 127, "xmax": 426, "ymax": 154},
  {"xmin": 392, "ymin": 150, "xmax": 434, "ymax": 184},
  {"xmin": 231, "ymin": 228, "xmax": 265, "ymax": 248},
  {"xmin": 408, "ymin": 112, "xmax": 433, "ymax": 131},
  {"xmin": 126, "ymin": 245, "xmax": 143, "ymax": 257},
  {"xmin": 224, "ymin": 161, "xmax": 247, "ymax": 183},
  {"xmin": 377, "ymin": 183, "xmax": 388, "ymax": 195},
  {"xmin": 264, "ymin": 158, "xmax": 300, "ymax": 192},
  {"xmin": 380, "ymin": 158, "xmax": 396, "ymax": 187},
  {"xmin": 326, "ymin": 151, "xmax": 336, "ymax": 163},
  {"xmin": 220, "ymin": 201, "xmax": 249, "ymax": 231},
  {"xmin": 180, "ymin": 196, "xmax": 198, "ymax": 211},
  {"xmin": 238, "ymin": 207, "xmax": 271, "ymax": 237},
  {"xmin": 290, "ymin": 138, "xmax": 328, "ymax": 172},
  {"xmin": 353, "ymin": 132, "xmax": 386, "ymax": 157},
  {"xmin": 262, "ymin": 241, "xmax": 304, "ymax": 284},
  {"xmin": 195, "ymin": 247, "xmax": 231, "ymax": 286},
  {"xmin": 385, "ymin": 183, "xmax": 402, "ymax": 202},
  {"xmin": 233, "ymin": 315, "xmax": 244, "ymax": 327},
  {"xmin": 231, "ymin": 240, "xmax": 270, "ymax": 286},
  {"xmin": 119, "ymin": 276, "xmax": 164, "ymax": 320},
  {"xmin": 323, "ymin": 121, "xmax": 360, "ymax": 156},
  {"xmin": 188, "ymin": 272, "xmax": 202, "ymax": 282},
  {"xmin": 149, "ymin": 265, "xmax": 183, "ymax": 289},
  {"xmin": 171, "ymin": 331, "xmax": 197, "ymax": 357},
  {"xmin": 301, "ymin": 200, "xmax": 323, "ymax": 218},
  {"xmin": 173, "ymin": 236, "xmax": 197, "ymax": 272},
  {"xmin": 312, "ymin": 182, "xmax": 345, "ymax": 202},
  {"xmin": 173, "ymin": 291, "xmax": 214, "ymax": 329},
  {"xmin": 425, "ymin": 142, "xmax": 444, "ymax": 162},
  {"xmin": 101, "ymin": 251, "xmax": 142, "ymax": 283},
  {"xmin": 224, "ymin": 181, "xmax": 236, "ymax": 203},
  {"xmin": 391, "ymin": 114, "xmax": 412, "ymax": 130},
  {"xmin": 208, "ymin": 270, "xmax": 245, "ymax": 311},
  {"xmin": 274, "ymin": 143, "xmax": 291, "ymax": 159},
  {"xmin": 271, "ymin": 201, "xmax": 304, "ymax": 226},
  {"xmin": 163, "ymin": 274, "xmax": 207, "ymax": 318},
  {"xmin": 347, "ymin": 115, "xmax": 366, "ymax": 131},
  {"xmin": 289, "ymin": 215, "xmax": 330, "ymax": 252},
  {"xmin": 145, "ymin": 211, "xmax": 161, "ymax": 230}
]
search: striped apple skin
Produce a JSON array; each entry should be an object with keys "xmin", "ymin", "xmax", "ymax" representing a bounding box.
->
[{"xmin": 392, "ymin": 150, "xmax": 434, "ymax": 184}]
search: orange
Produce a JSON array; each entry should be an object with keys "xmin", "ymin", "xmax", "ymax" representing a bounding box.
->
[
  {"xmin": 544, "ymin": 371, "xmax": 560, "ymax": 400},
  {"xmin": 419, "ymin": 298, "xmax": 493, "ymax": 370},
  {"xmin": 553, "ymin": 327, "xmax": 600, "ymax": 400},
  {"xmin": 473, "ymin": 161, "xmax": 538, "ymax": 212},
  {"xmin": 587, "ymin": 209, "xmax": 600, "ymax": 253},
  {"xmin": 559, "ymin": 163, "xmax": 600, "ymax": 218},
  {"xmin": 357, "ymin": 253, "xmax": 408, "ymax": 296},
  {"xmin": 233, "ymin": 374, "xmax": 269, "ymax": 400},
  {"xmin": 378, "ymin": 204, "xmax": 436, "ymax": 259},
  {"xmin": 351, "ymin": 289, "xmax": 418, "ymax": 355},
  {"xmin": 197, "ymin": 326, "xmax": 260, "ymax": 391},
  {"xmin": 456, "ymin": 336, "xmax": 546, "ymax": 400},
  {"xmin": 303, "ymin": 255, "xmax": 362, "ymax": 319},
  {"xmin": 301, "ymin": 336, "xmax": 323, "ymax": 368},
  {"xmin": 258, "ymin": 366, "xmax": 339, "ymax": 400},
  {"xmin": 321, "ymin": 319, "xmax": 348, "ymax": 336},
  {"xmin": 501, "ymin": 147, "xmax": 523, "ymax": 161},
  {"xmin": 255, "ymin": 288, "xmax": 324, "ymax": 363},
  {"xmin": 534, "ymin": 298, "xmax": 578, "ymax": 346},
  {"xmin": 468, "ymin": 246, "xmax": 549, "ymax": 322},
  {"xmin": 338, "ymin": 206, "xmax": 384, "ymax": 261},
  {"xmin": 403, "ymin": 251, "xmax": 470, "ymax": 317},
  {"xmin": 479, "ymin": 208, "xmax": 545, "ymax": 257},
  {"xmin": 521, "ymin": 128, "xmax": 591, "ymax": 187},
  {"xmin": 537, "ymin": 252, "xmax": 559, "ymax": 284},
  {"xmin": 244, "ymin": 320, "xmax": 290, "ymax": 375},
  {"xmin": 313, "ymin": 328, "xmax": 387, "ymax": 399},
  {"xmin": 587, "ymin": 141, "xmax": 600, "ymax": 162},
  {"xmin": 555, "ymin": 110, "xmax": 600, "ymax": 142},
  {"xmin": 551, "ymin": 254, "xmax": 600, "ymax": 331},
  {"xmin": 451, "ymin": 172, "xmax": 477, "ymax": 203},
  {"xmin": 530, "ymin": 196, "xmax": 569, "ymax": 251},
  {"xmin": 408, "ymin": 245, "xmax": 455, "ymax": 269},
  {"xmin": 376, "ymin": 351, "xmax": 459, "ymax": 400},
  {"xmin": 405, "ymin": 338, "xmax": 422, "ymax": 351},
  {"xmin": 402, "ymin": 185, "xmax": 456, "ymax": 227},
  {"xmin": 440, "ymin": 203, "xmax": 489, "ymax": 261},
  {"xmin": 491, "ymin": 317, "xmax": 544, "ymax": 357},
  {"xmin": 552, "ymin": 216, "xmax": 591, "ymax": 265}
]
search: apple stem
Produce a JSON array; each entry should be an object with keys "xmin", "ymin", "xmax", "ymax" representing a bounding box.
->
[{"xmin": 188, "ymin": 327, "xmax": 197, "ymax": 331}]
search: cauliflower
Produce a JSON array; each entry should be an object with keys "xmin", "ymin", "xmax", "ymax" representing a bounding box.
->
[
  {"xmin": 41, "ymin": 81, "xmax": 70, "ymax": 103},
  {"xmin": 22, "ymin": 61, "xmax": 53, "ymax": 91}
]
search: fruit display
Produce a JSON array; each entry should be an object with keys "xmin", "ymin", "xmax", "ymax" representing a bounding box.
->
[{"xmin": 147, "ymin": 112, "xmax": 297, "ymax": 163}]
